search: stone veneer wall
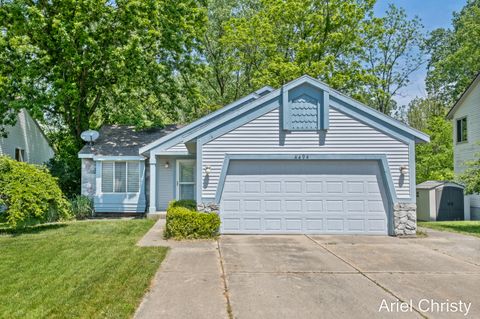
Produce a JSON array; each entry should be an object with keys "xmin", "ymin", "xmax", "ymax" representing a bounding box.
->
[
  {"xmin": 393, "ymin": 202, "xmax": 417, "ymax": 236},
  {"xmin": 81, "ymin": 158, "xmax": 96, "ymax": 198},
  {"xmin": 197, "ymin": 202, "xmax": 220, "ymax": 213}
]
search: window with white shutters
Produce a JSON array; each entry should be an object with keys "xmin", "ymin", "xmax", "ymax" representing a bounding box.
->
[{"xmin": 101, "ymin": 161, "xmax": 140, "ymax": 193}]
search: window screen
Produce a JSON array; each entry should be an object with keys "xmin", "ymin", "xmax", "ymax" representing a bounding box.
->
[
  {"xmin": 102, "ymin": 162, "xmax": 114, "ymax": 192},
  {"xmin": 127, "ymin": 162, "xmax": 140, "ymax": 192},
  {"xmin": 102, "ymin": 161, "xmax": 140, "ymax": 193}
]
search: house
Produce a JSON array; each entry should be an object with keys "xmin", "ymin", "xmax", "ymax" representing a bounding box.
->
[
  {"xmin": 446, "ymin": 73, "xmax": 480, "ymax": 220},
  {"xmin": 79, "ymin": 75, "xmax": 429, "ymax": 236},
  {"xmin": 0, "ymin": 109, "xmax": 54, "ymax": 164}
]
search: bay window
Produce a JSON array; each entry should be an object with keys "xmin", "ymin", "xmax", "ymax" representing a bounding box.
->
[{"xmin": 101, "ymin": 161, "xmax": 140, "ymax": 193}]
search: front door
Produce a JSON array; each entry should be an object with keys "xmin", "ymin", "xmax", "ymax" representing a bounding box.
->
[{"xmin": 176, "ymin": 160, "xmax": 196, "ymax": 200}]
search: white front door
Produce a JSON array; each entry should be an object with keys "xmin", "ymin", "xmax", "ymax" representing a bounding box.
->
[{"xmin": 176, "ymin": 160, "xmax": 196, "ymax": 200}]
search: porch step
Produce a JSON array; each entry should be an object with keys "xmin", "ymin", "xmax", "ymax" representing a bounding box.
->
[{"xmin": 146, "ymin": 211, "xmax": 167, "ymax": 220}]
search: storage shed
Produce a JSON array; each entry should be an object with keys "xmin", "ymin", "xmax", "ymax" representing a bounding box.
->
[{"xmin": 416, "ymin": 181, "xmax": 465, "ymax": 221}]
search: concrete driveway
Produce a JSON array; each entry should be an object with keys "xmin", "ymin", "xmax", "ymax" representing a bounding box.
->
[{"xmin": 136, "ymin": 222, "xmax": 480, "ymax": 319}]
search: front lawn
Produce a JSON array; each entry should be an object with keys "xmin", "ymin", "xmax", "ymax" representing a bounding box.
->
[
  {"xmin": 0, "ymin": 219, "xmax": 168, "ymax": 319},
  {"xmin": 418, "ymin": 221, "xmax": 480, "ymax": 238}
]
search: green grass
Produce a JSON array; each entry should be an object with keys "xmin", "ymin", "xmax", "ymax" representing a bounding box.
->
[
  {"xmin": 418, "ymin": 221, "xmax": 480, "ymax": 238},
  {"xmin": 0, "ymin": 219, "xmax": 168, "ymax": 319}
]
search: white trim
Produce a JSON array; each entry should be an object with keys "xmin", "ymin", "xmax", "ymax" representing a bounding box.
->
[
  {"xmin": 94, "ymin": 155, "xmax": 145, "ymax": 161},
  {"xmin": 175, "ymin": 159, "xmax": 196, "ymax": 200},
  {"xmin": 78, "ymin": 153, "xmax": 94, "ymax": 159}
]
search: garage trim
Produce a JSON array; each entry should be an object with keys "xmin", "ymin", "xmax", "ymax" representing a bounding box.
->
[{"xmin": 215, "ymin": 154, "xmax": 397, "ymax": 234}]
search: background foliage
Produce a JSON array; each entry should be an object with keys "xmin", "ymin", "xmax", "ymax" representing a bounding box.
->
[
  {"xmin": 0, "ymin": 156, "xmax": 71, "ymax": 227},
  {"xmin": 0, "ymin": 0, "xmax": 479, "ymax": 192}
]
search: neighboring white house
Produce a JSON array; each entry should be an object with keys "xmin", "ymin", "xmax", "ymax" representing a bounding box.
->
[
  {"xmin": 446, "ymin": 73, "xmax": 480, "ymax": 220},
  {"xmin": 0, "ymin": 109, "xmax": 54, "ymax": 164},
  {"xmin": 79, "ymin": 75, "xmax": 429, "ymax": 236}
]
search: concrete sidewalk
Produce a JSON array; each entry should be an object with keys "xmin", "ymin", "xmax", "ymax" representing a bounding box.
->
[{"xmin": 135, "ymin": 219, "xmax": 229, "ymax": 319}]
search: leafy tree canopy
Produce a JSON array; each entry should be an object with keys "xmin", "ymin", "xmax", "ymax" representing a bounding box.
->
[
  {"xmin": 0, "ymin": 0, "xmax": 206, "ymax": 142},
  {"xmin": 426, "ymin": 0, "xmax": 480, "ymax": 104}
]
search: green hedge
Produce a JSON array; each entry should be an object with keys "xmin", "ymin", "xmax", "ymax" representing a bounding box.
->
[
  {"xmin": 164, "ymin": 201, "xmax": 220, "ymax": 240},
  {"xmin": 167, "ymin": 199, "xmax": 197, "ymax": 211},
  {"xmin": 0, "ymin": 156, "xmax": 72, "ymax": 228}
]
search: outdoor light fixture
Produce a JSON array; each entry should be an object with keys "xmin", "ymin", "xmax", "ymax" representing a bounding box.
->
[
  {"xmin": 165, "ymin": 161, "xmax": 170, "ymax": 169},
  {"xmin": 400, "ymin": 165, "xmax": 408, "ymax": 175},
  {"xmin": 204, "ymin": 165, "xmax": 211, "ymax": 176}
]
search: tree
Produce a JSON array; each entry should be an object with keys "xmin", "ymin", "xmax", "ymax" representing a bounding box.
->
[
  {"xmin": 458, "ymin": 151, "xmax": 480, "ymax": 195},
  {"xmin": 220, "ymin": 0, "xmax": 378, "ymax": 102},
  {"xmin": 414, "ymin": 115, "xmax": 454, "ymax": 183},
  {"xmin": 406, "ymin": 96, "xmax": 447, "ymax": 132},
  {"xmin": 426, "ymin": 0, "xmax": 480, "ymax": 104},
  {"xmin": 362, "ymin": 5, "xmax": 425, "ymax": 115},
  {"xmin": 0, "ymin": 0, "xmax": 206, "ymax": 142}
]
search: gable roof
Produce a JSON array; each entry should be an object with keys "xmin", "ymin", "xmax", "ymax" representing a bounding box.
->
[
  {"xmin": 446, "ymin": 72, "xmax": 480, "ymax": 119},
  {"xmin": 79, "ymin": 124, "xmax": 182, "ymax": 157},
  {"xmin": 416, "ymin": 180, "xmax": 464, "ymax": 190},
  {"xmin": 141, "ymin": 75, "xmax": 429, "ymax": 154},
  {"xmin": 139, "ymin": 86, "xmax": 275, "ymax": 154}
]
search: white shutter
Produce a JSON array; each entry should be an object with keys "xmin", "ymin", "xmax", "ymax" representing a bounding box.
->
[
  {"xmin": 127, "ymin": 162, "xmax": 140, "ymax": 192},
  {"xmin": 114, "ymin": 162, "xmax": 127, "ymax": 192},
  {"xmin": 102, "ymin": 162, "xmax": 114, "ymax": 193}
]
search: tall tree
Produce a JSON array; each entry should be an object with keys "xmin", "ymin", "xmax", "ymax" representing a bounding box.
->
[
  {"xmin": 220, "ymin": 0, "xmax": 377, "ymax": 102},
  {"xmin": 426, "ymin": 0, "xmax": 480, "ymax": 103},
  {"xmin": 407, "ymin": 97, "xmax": 453, "ymax": 184},
  {"xmin": 0, "ymin": 0, "xmax": 206, "ymax": 142},
  {"xmin": 362, "ymin": 5, "xmax": 425, "ymax": 115}
]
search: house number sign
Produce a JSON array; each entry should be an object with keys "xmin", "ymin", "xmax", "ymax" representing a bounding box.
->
[{"xmin": 293, "ymin": 154, "xmax": 310, "ymax": 160}]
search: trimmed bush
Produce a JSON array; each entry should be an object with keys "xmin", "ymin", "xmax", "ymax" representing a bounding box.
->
[
  {"xmin": 164, "ymin": 204, "xmax": 220, "ymax": 240},
  {"xmin": 0, "ymin": 156, "xmax": 72, "ymax": 228},
  {"xmin": 70, "ymin": 195, "xmax": 94, "ymax": 219},
  {"xmin": 167, "ymin": 199, "xmax": 197, "ymax": 211}
]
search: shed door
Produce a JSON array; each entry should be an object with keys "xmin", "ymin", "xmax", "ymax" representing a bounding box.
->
[
  {"xmin": 219, "ymin": 160, "xmax": 389, "ymax": 234},
  {"xmin": 437, "ymin": 187, "xmax": 464, "ymax": 221}
]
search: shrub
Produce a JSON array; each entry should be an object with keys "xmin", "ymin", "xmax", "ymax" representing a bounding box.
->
[
  {"xmin": 0, "ymin": 156, "xmax": 72, "ymax": 228},
  {"xmin": 164, "ymin": 205, "xmax": 220, "ymax": 240},
  {"xmin": 167, "ymin": 199, "xmax": 197, "ymax": 211},
  {"xmin": 70, "ymin": 195, "xmax": 94, "ymax": 219}
]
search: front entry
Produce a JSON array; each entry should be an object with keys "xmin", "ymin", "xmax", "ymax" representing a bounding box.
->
[{"xmin": 176, "ymin": 159, "xmax": 196, "ymax": 200}]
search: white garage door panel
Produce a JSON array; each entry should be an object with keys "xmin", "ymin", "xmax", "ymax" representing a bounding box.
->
[{"xmin": 220, "ymin": 160, "xmax": 389, "ymax": 234}]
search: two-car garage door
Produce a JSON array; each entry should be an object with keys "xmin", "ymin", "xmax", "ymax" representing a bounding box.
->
[{"xmin": 219, "ymin": 160, "xmax": 390, "ymax": 235}]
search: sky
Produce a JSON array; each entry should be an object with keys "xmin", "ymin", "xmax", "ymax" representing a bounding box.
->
[{"xmin": 373, "ymin": 0, "xmax": 467, "ymax": 107}]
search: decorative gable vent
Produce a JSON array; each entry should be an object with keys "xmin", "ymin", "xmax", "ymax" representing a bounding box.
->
[{"xmin": 282, "ymin": 81, "xmax": 329, "ymax": 131}]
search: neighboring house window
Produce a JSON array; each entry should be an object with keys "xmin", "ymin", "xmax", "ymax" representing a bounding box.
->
[
  {"xmin": 456, "ymin": 117, "xmax": 468, "ymax": 143},
  {"xmin": 15, "ymin": 148, "xmax": 25, "ymax": 162},
  {"xmin": 101, "ymin": 161, "xmax": 140, "ymax": 193}
]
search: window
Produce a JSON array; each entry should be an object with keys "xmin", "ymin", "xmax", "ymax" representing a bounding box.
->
[
  {"xmin": 15, "ymin": 148, "xmax": 25, "ymax": 162},
  {"xmin": 456, "ymin": 117, "xmax": 468, "ymax": 143},
  {"xmin": 101, "ymin": 161, "xmax": 140, "ymax": 193}
]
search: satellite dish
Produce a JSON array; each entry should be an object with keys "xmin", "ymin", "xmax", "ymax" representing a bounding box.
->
[{"xmin": 80, "ymin": 130, "xmax": 100, "ymax": 144}]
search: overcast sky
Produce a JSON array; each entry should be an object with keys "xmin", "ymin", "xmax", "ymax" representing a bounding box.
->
[{"xmin": 374, "ymin": 0, "xmax": 467, "ymax": 107}]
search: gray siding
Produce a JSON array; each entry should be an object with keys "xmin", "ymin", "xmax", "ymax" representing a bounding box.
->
[
  {"xmin": 202, "ymin": 106, "xmax": 411, "ymax": 201},
  {"xmin": 0, "ymin": 109, "xmax": 54, "ymax": 164}
]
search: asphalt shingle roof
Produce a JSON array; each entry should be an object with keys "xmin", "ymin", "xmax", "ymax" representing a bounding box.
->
[{"xmin": 78, "ymin": 124, "xmax": 183, "ymax": 156}]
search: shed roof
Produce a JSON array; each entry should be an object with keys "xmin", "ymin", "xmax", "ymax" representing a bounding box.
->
[
  {"xmin": 416, "ymin": 181, "xmax": 464, "ymax": 190},
  {"xmin": 79, "ymin": 124, "xmax": 183, "ymax": 157}
]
